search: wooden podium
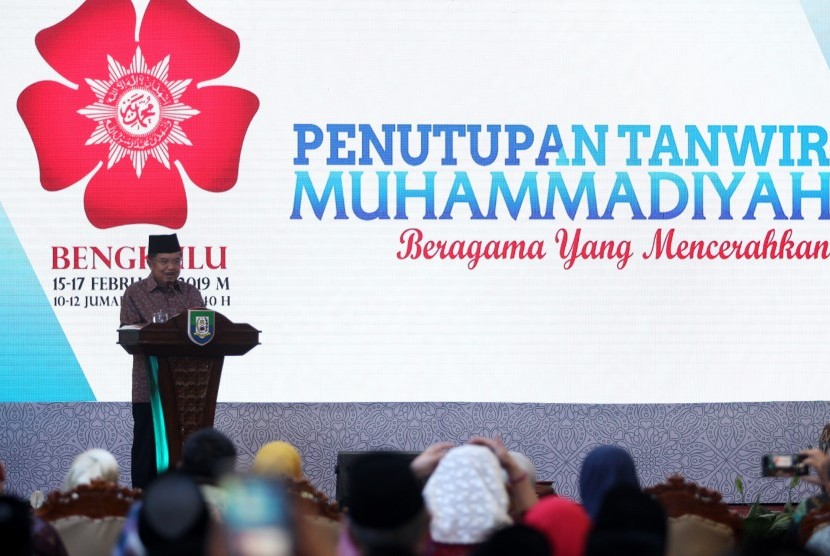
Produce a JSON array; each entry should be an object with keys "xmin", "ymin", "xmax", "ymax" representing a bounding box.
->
[{"xmin": 118, "ymin": 310, "xmax": 259, "ymax": 468}]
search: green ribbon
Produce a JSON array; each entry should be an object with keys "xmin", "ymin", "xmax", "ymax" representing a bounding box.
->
[{"xmin": 145, "ymin": 355, "xmax": 170, "ymax": 473}]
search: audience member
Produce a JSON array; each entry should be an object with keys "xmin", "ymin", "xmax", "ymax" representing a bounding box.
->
[
  {"xmin": 181, "ymin": 428, "xmax": 237, "ymax": 482},
  {"xmin": 820, "ymin": 425, "xmax": 830, "ymax": 456},
  {"xmin": 798, "ymin": 457, "xmax": 830, "ymax": 553},
  {"xmin": 216, "ymin": 474, "xmax": 298, "ymax": 556},
  {"xmin": 61, "ymin": 449, "xmax": 119, "ymax": 492},
  {"xmin": 180, "ymin": 428, "xmax": 237, "ymax": 518},
  {"xmin": 345, "ymin": 452, "xmax": 429, "ymax": 556},
  {"xmin": 469, "ymin": 438, "xmax": 539, "ymax": 519},
  {"xmin": 585, "ymin": 485, "xmax": 667, "ymax": 556},
  {"xmin": 1, "ymin": 492, "xmax": 69, "ymax": 556},
  {"xmin": 31, "ymin": 514, "xmax": 70, "ymax": 556},
  {"xmin": 524, "ymin": 495, "xmax": 591, "ymax": 556},
  {"xmin": 138, "ymin": 472, "xmax": 211, "ymax": 556},
  {"xmin": 469, "ymin": 524, "xmax": 550, "ymax": 556},
  {"xmin": 579, "ymin": 445, "xmax": 640, "ymax": 519},
  {"xmin": 34, "ymin": 448, "xmax": 135, "ymax": 556},
  {"xmin": 0, "ymin": 494, "xmax": 34, "ymax": 556},
  {"xmin": 793, "ymin": 453, "xmax": 830, "ymax": 532},
  {"xmin": 112, "ymin": 502, "xmax": 144, "ymax": 556},
  {"xmin": 113, "ymin": 434, "xmax": 227, "ymax": 556},
  {"xmin": 807, "ymin": 526, "xmax": 830, "ymax": 556},
  {"xmin": 252, "ymin": 441, "xmax": 304, "ymax": 480},
  {"xmin": 422, "ymin": 444, "xmax": 513, "ymax": 555},
  {"xmin": 508, "ymin": 451, "xmax": 538, "ymax": 493},
  {"xmin": 410, "ymin": 442, "xmax": 455, "ymax": 481},
  {"xmin": 800, "ymin": 447, "xmax": 829, "ymax": 488}
]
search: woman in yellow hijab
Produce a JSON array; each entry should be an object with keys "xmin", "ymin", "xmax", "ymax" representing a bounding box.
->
[{"xmin": 252, "ymin": 441, "xmax": 304, "ymax": 480}]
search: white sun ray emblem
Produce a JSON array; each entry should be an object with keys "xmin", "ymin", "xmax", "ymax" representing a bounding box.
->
[{"xmin": 78, "ymin": 47, "xmax": 199, "ymax": 177}]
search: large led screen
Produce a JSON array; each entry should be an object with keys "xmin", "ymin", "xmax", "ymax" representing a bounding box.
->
[{"xmin": 2, "ymin": 0, "xmax": 829, "ymax": 403}]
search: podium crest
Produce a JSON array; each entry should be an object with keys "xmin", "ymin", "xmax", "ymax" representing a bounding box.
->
[{"xmin": 187, "ymin": 309, "xmax": 215, "ymax": 346}]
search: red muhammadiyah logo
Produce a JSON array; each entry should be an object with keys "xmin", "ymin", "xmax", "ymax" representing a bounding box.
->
[{"xmin": 17, "ymin": 0, "xmax": 259, "ymax": 229}]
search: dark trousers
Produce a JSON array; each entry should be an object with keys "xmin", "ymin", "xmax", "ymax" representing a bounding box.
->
[{"xmin": 131, "ymin": 402, "xmax": 158, "ymax": 489}]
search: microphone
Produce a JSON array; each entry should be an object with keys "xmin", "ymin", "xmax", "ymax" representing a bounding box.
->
[{"xmin": 169, "ymin": 283, "xmax": 189, "ymax": 313}]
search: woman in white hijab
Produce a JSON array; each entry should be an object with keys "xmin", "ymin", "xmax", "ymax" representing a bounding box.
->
[
  {"xmin": 62, "ymin": 449, "xmax": 119, "ymax": 492},
  {"xmin": 422, "ymin": 438, "xmax": 538, "ymax": 555}
]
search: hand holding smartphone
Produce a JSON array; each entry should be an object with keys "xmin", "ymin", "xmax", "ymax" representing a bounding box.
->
[
  {"xmin": 761, "ymin": 454, "xmax": 808, "ymax": 477},
  {"xmin": 221, "ymin": 475, "xmax": 294, "ymax": 556}
]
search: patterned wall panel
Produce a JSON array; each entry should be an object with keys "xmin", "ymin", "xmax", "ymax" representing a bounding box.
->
[{"xmin": 0, "ymin": 402, "xmax": 827, "ymax": 504}]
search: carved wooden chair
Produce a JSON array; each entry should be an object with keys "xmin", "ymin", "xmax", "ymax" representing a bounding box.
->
[
  {"xmin": 645, "ymin": 475, "xmax": 743, "ymax": 556},
  {"xmin": 35, "ymin": 479, "xmax": 141, "ymax": 556}
]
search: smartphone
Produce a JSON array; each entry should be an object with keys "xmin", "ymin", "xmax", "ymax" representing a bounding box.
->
[
  {"xmin": 221, "ymin": 475, "xmax": 293, "ymax": 556},
  {"xmin": 761, "ymin": 454, "xmax": 808, "ymax": 477}
]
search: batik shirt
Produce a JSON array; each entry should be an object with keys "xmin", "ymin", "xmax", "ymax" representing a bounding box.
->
[{"xmin": 120, "ymin": 275, "xmax": 205, "ymax": 402}]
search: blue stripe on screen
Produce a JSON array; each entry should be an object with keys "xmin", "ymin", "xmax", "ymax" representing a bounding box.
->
[{"xmin": 0, "ymin": 202, "xmax": 94, "ymax": 401}]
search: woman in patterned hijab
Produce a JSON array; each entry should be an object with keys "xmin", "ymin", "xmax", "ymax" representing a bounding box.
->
[{"xmin": 423, "ymin": 444, "xmax": 513, "ymax": 555}]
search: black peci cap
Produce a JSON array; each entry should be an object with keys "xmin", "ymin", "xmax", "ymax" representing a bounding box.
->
[{"xmin": 148, "ymin": 234, "xmax": 181, "ymax": 255}]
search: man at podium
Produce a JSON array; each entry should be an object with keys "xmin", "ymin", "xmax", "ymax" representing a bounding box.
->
[{"xmin": 120, "ymin": 233, "xmax": 204, "ymax": 488}]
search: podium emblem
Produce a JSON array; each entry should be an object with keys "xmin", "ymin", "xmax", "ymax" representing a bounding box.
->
[{"xmin": 187, "ymin": 310, "xmax": 215, "ymax": 346}]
